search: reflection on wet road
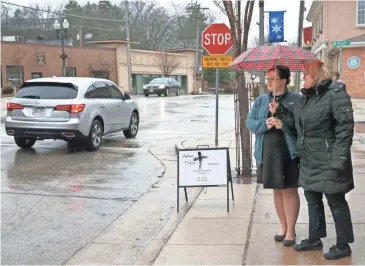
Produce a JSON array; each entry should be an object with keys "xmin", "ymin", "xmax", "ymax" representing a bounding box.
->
[{"xmin": 1, "ymin": 95, "xmax": 235, "ymax": 264}]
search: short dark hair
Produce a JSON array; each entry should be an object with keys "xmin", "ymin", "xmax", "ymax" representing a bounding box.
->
[{"xmin": 268, "ymin": 65, "xmax": 291, "ymax": 85}]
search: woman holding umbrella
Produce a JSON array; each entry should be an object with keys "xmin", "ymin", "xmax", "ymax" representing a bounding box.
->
[
  {"xmin": 271, "ymin": 61, "xmax": 355, "ymax": 260},
  {"xmin": 247, "ymin": 65, "xmax": 301, "ymax": 247}
]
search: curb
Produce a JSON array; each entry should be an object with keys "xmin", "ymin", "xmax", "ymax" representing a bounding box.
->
[
  {"xmin": 134, "ymin": 139, "xmax": 203, "ymax": 265},
  {"xmin": 145, "ymin": 186, "xmax": 202, "ymax": 265}
]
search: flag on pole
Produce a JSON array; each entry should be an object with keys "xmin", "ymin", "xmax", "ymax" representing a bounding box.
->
[{"xmin": 269, "ymin": 11, "xmax": 285, "ymax": 43}]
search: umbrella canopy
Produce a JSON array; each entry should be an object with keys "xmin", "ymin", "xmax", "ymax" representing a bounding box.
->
[{"xmin": 230, "ymin": 44, "xmax": 320, "ymax": 72}]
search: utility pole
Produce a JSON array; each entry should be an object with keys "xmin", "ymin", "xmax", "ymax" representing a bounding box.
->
[
  {"xmin": 258, "ymin": 0, "xmax": 265, "ymax": 95},
  {"xmin": 295, "ymin": 0, "xmax": 305, "ymax": 92},
  {"xmin": 124, "ymin": 0, "xmax": 133, "ymax": 94},
  {"xmin": 187, "ymin": 3, "xmax": 208, "ymax": 94}
]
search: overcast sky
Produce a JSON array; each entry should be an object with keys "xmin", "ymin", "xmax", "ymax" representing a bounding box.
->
[{"xmin": 7, "ymin": 0, "xmax": 314, "ymax": 46}]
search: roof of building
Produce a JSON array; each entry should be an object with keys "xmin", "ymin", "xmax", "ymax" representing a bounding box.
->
[
  {"xmin": 346, "ymin": 34, "xmax": 365, "ymax": 42},
  {"xmin": 306, "ymin": 1, "xmax": 322, "ymax": 22},
  {"xmin": 167, "ymin": 48, "xmax": 202, "ymax": 52},
  {"xmin": 26, "ymin": 39, "xmax": 73, "ymax": 46},
  {"xmin": 86, "ymin": 40, "xmax": 139, "ymax": 45}
]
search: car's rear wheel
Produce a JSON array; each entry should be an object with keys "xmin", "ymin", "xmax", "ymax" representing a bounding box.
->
[
  {"xmin": 144, "ymin": 93, "xmax": 149, "ymax": 97},
  {"xmin": 157, "ymin": 93, "xmax": 161, "ymax": 97},
  {"xmin": 14, "ymin": 137, "xmax": 36, "ymax": 149},
  {"xmin": 85, "ymin": 119, "xmax": 103, "ymax": 151},
  {"xmin": 123, "ymin": 112, "xmax": 139, "ymax": 138}
]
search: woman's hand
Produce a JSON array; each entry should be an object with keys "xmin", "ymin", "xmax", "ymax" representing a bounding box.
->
[
  {"xmin": 269, "ymin": 99, "xmax": 279, "ymax": 114},
  {"xmin": 272, "ymin": 118, "xmax": 283, "ymax": 129},
  {"xmin": 266, "ymin": 118, "xmax": 274, "ymax": 129}
]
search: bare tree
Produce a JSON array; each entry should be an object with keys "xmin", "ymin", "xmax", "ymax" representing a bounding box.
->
[
  {"xmin": 154, "ymin": 52, "xmax": 181, "ymax": 77},
  {"xmin": 214, "ymin": 0, "xmax": 255, "ymax": 177}
]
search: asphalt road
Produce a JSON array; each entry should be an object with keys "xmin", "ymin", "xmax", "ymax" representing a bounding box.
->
[{"xmin": 0, "ymin": 94, "xmax": 236, "ymax": 265}]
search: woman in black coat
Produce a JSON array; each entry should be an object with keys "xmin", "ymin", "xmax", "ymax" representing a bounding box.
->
[{"xmin": 271, "ymin": 61, "xmax": 355, "ymax": 260}]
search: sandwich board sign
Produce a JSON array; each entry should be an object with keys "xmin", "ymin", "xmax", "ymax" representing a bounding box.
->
[{"xmin": 177, "ymin": 147, "xmax": 234, "ymax": 213}]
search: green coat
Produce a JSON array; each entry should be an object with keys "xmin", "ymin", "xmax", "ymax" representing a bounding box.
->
[{"xmin": 278, "ymin": 80, "xmax": 354, "ymax": 194}]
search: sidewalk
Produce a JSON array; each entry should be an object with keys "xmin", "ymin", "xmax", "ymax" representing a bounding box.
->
[{"xmin": 153, "ymin": 102, "xmax": 365, "ymax": 265}]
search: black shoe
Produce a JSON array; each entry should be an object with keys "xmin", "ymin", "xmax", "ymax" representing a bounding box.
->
[
  {"xmin": 293, "ymin": 239, "xmax": 323, "ymax": 251},
  {"xmin": 283, "ymin": 234, "xmax": 296, "ymax": 247},
  {"xmin": 274, "ymin": 234, "xmax": 286, "ymax": 242},
  {"xmin": 323, "ymin": 245, "xmax": 352, "ymax": 260},
  {"xmin": 283, "ymin": 239, "xmax": 296, "ymax": 247}
]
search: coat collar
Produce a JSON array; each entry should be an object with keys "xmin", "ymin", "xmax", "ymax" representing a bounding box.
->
[{"xmin": 301, "ymin": 79, "xmax": 333, "ymax": 97}]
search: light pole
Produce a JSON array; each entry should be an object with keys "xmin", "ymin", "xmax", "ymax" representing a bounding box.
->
[{"xmin": 53, "ymin": 19, "xmax": 70, "ymax": 77}]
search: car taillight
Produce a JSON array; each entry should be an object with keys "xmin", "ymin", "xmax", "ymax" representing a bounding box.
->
[
  {"xmin": 55, "ymin": 104, "xmax": 85, "ymax": 113},
  {"xmin": 6, "ymin": 102, "xmax": 24, "ymax": 111}
]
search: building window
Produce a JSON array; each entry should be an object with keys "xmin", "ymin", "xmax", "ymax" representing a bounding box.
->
[
  {"xmin": 92, "ymin": 72, "xmax": 109, "ymax": 79},
  {"xmin": 65, "ymin": 67, "xmax": 76, "ymax": 77},
  {"xmin": 37, "ymin": 55, "xmax": 46, "ymax": 66},
  {"xmin": 358, "ymin": 0, "xmax": 365, "ymax": 26},
  {"xmin": 6, "ymin": 65, "xmax": 23, "ymax": 88},
  {"xmin": 32, "ymin": 72, "xmax": 43, "ymax": 79}
]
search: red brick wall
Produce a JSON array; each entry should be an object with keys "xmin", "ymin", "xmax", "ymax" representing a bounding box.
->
[
  {"xmin": 1, "ymin": 42, "xmax": 117, "ymax": 87},
  {"xmin": 342, "ymin": 47, "xmax": 365, "ymax": 99}
]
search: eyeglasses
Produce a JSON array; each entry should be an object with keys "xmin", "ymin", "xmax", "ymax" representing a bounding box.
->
[{"xmin": 265, "ymin": 77, "xmax": 283, "ymax": 81}]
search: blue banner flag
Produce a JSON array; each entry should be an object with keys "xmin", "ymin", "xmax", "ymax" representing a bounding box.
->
[{"xmin": 269, "ymin": 11, "xmax": 285, "ymax": 43}]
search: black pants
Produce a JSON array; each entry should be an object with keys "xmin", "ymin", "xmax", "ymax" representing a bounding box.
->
[{"xmin": 304, "ymin": 190, "xmax": 354, "ymax": 244}]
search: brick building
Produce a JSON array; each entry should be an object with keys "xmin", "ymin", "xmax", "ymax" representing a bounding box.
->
[
  {"xmin": 306, "ymin": 0, "xmax": 365, "ymax": 98},
  {"xmin": 1, "ymin": 42, "xmax": 118, "ymax": 89},
  {"xmin": 1, "ymin": 41, "xmax": 198, "ymax": 95}
]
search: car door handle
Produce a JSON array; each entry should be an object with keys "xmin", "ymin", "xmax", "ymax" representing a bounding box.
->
[
  {"xmin": 100, "ymin": 104, "xmax": 106, "ymax": 108},
  {"xmin": 116, "ymin": 105, "xmax": 121, "ymax": 107}
]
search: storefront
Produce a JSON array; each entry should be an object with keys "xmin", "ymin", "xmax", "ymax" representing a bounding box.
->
[{"xmin": 2, "ymin": 41, "xmax": 198, "ymax": 95}]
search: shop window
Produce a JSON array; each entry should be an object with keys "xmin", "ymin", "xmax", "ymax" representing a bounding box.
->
[
  {"xmin": 6, "ymin": 65, "xmax": 23, "ymax": 88},
  {"xmin": 31, "ymin": 72, "xmax": 43, "ymax": 79},
  {"xmin": 92, "ymin": 72, "xmax": 109, "ymax": 79},
  {"xmin": 65, "ymin": 67, "xmax": 76, "ymax": 77}
]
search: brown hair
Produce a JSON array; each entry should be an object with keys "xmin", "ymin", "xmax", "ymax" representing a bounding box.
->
[{"xmin": 304, "ymin": 61, "xmax": 333, "ymax": 83}]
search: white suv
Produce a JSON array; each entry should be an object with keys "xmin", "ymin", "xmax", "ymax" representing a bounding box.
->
[{"xmin": 5, "ymin": 77, "xmax": 139, "ymax": 150}]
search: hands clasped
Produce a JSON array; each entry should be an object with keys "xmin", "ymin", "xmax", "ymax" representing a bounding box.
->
[{"xmin": 266, "ymin": 117, "xmax": 283, "ymax": 129}]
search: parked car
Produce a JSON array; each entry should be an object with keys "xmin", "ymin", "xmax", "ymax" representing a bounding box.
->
[
  {"xmin": 5, "ymin": 77, "xmax": 139, "ymax": 151},
  {"xmin": 143, "ymin": 77, "xmax": 181, "ymax": 97}
]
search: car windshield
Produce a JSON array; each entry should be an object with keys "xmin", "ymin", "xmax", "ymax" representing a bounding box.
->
[
  {"xmin": 15, "ymin": 83, "xmax": 78, "ymax": 99},
  {"xmin": 149, "ymin": 78, "xmax": 168, "ymax": 84}
]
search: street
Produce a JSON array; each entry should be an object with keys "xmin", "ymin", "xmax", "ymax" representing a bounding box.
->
[{"xmin": 0, "ymin": 95, "xmax": 236, "ymax": 265}]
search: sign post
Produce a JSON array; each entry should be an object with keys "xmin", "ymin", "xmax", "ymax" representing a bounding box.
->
[
  {"xmin": 332, "ymin": 41, "xmax": 351, "ymax": 79},
  {"xmin": 201, "ymin": 24, "xmax": 233, "ymax": 146}
]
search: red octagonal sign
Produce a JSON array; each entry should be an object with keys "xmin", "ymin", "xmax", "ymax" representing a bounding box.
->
[{"xmin": 202, "ymin": 23, "xmax": 233, "ymax": 55}]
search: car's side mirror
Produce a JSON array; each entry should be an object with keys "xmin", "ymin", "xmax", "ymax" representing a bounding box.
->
[{"xmin": 123, "ymin": 93, "xmax": 131, "ymax": 100}]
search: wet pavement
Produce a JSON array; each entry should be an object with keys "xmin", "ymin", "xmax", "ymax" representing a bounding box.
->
[{"xmin": 0, "ymin": 95, "xmax": 236, "ymax": 265}]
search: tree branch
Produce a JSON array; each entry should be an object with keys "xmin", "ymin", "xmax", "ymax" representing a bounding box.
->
[{"xmin": 153, "ymin": 52, "xmax": 181, "ymax": 77}]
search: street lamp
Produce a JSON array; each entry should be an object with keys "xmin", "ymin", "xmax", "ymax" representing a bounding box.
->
[{"xmin": 53, "ymin": 18, "xmax": 69, "ymax": 77}]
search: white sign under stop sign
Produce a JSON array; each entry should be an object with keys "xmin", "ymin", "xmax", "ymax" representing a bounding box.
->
[{"xmin": 203, "ymin": 33, "xmax": 231, "ymax": 45}]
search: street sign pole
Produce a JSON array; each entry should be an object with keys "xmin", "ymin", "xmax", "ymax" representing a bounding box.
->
[
  {"xmin": 332, "ymin": 41, "xmax": 350, "ymax": 79},
  {"xmin": 201, "ymin": 24, "xmax": 233, "ymax": 147},
  {"xmin": 215, "ymin": 68, "xmax": 219, "ymax": 146},
  {"xmin": 339, "ymin": 46, "xmax": 343, "ymax": 79}
]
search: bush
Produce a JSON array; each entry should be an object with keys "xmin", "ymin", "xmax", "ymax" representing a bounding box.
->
[{"xmin": 2, "ymin": 86, "xmax": 14, "ymax": 95}]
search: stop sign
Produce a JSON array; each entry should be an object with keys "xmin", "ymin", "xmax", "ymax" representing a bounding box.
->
[{"xmin": 202, "ymin": 23, "xmax": 233, "ymax": 55}]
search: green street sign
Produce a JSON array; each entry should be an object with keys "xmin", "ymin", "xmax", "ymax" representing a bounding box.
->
[{"xmin": 332, "ymin": 40, "xmax": 351, "ymax": 47}]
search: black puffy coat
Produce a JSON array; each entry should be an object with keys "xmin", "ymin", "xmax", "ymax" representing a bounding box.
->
[{"xmin": 278, "ymin": 80, "xmax": 354, "ymax": 194}]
